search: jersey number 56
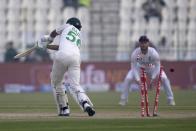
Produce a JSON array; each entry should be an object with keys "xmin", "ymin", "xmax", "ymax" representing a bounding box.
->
[{"xmin": 66, "ymin": 31, "xmax": 81, "ymax": 47}]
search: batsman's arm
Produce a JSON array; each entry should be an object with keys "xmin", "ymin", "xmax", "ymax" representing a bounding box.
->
[
  {"xmin": 40, "ymin": 25, "xmax": 69, "ymax": 50},
  {"xmin": 49, "ymin": 30, "xmax": 59, "ymax": 39},
  {"xmin": 38, "ymin": 31, "xmax": 58, "ymax": 49},
  {"xmin": 46, "ymin": 44, "xmax": 59, "ymax": 50},
  {"xmin": 47, "ymin": 24, "xmax": 69, "ymax": 43},
  {"xmin": 40, "ymin": 30, "xmax": 59, "ymax": 45},
  {"xmin": 49, "ymin": 24, "xmax": 69, "ymax": 39}
]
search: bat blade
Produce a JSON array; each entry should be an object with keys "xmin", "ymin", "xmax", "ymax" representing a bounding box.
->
[{"xmin": 14, "ymin": 43, "xmax": 38, "ymax": 59}]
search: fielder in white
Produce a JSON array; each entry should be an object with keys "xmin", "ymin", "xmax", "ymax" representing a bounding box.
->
[
  {"xmin": 119, "ymin": 36, "xmax": 175, "ymax": 106},
  {"xmin": 37, "ymin": 17, "xmax": 95, "ymax": 117}
]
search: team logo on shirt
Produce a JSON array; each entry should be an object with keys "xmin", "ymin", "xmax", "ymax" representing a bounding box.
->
[{"xmin": 136, "ymin": 54, "xmax": 142, "ymax": 61}]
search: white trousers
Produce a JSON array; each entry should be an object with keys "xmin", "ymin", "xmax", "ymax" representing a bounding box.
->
[
  {"xmin": 51, "ymin": 51, "xmax": 93, "ymax": 113},
  {"xmin": 120, "ymin": 69, "xmax": 174, "ymax": 101}
]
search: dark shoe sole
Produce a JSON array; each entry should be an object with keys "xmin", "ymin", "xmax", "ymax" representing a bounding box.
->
[
  {"xmin": 85, "ymin": 107, "xmax": 95, "ymax": 116},
  {"xmin": 58, "ymin": 114, "xmax": 70, "ymax": 117}
]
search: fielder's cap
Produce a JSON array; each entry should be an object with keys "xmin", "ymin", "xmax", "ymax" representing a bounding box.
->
[{"xmin": 139, "ymin": 35, "xmax": 149, "ymax": 43}]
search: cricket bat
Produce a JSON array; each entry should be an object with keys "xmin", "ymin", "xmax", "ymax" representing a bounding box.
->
[{"xmin": 14, "ymin": 42, "xmax": 38, "ymax": 59}]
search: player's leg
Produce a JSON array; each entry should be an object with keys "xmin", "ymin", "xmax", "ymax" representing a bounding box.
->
[
  {"xmin": 161, "ymin": 71, "xmax": 175, "ymax": 105},
  {"xmin": 119, "ymin": 81, "xmax": 130, "ymax": 106},
  {"xmin": 51, "ymin": 58, "xmax": 70, "ymax": 116},
  {"xmin": 67, "ymin": 55, "xmax": 95, "ymax": 116},
  {"xmin": 119, "ymin": 70, "xmax": 131, "ymax": 106},
  {"xmin": 119, "ymin": 70, "xmax": 135, "ymax": 106}
]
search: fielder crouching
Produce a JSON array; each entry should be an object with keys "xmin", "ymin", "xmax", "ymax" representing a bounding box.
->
[
  {"xmin": 119, "ymin": 36, "xmax": 175, "ymax": 106},
  {"xmin": 37, "ymin": 17, "xmax": 95, "ymax": 117}
]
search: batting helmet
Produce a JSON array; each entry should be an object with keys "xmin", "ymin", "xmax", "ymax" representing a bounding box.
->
[{"xmin": 66, "ymin": 17, "xmax": 82, "ymax": 30}]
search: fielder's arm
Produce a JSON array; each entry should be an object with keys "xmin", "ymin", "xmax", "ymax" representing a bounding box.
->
[{"xmin": 151, "ymin": 51, "xmax": 161, "ymax": 80}]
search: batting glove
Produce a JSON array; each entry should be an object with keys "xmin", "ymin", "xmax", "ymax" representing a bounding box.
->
[
  {"xmin": 40, "ymin": 35, "xmax": 54, "ymax": 44},
  {"xmin": 37, "ymin": 35, "xmax": 54, "ymax": 48}
]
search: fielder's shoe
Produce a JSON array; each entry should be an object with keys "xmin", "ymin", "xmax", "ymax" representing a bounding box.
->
[
  {"xmin": 83, "ymin": 103, "xmax": 95, "ymax": 116},
  {"xmin": 59, "ymin": 106, "xmax": 70, "ymax": 116},
  {"xmin": 167, "ymin": 99, "xmax": 176, "ymax": 106},
  {"xmin": 119, "ymin": 99, "xmax": 128, "ymax": 106}
]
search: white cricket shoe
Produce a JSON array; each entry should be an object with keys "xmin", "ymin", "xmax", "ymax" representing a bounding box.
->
[
  {"xmin": 168, "ymin": 99, "xmax": 176, "ymax": 106},
  {"xmin": 59, "ymin": 106, "xmax": 70, "ymax": 116},
  {"xmin": 119, "ymin": 99, "xmax": 128, "ymax": 106}
]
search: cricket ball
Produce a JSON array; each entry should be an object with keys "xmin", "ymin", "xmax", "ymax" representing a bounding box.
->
[{"xmin": 170, "ymin": 68, "xmax": 174, "ymax": 72}]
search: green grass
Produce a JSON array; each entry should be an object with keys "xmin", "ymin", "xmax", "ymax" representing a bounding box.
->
[
  {"xmin": 0, "ymin": 119, "xmax": 196, "ymax": 131},
  {"xmin": 0, "ymin": 90, "xmax": 195, "ymax": 131}
]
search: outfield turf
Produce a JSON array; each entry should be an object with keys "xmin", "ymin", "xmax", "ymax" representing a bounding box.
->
[{"xmin": 0, "ymin": 90, "xmax": 195, "ymax": 131}]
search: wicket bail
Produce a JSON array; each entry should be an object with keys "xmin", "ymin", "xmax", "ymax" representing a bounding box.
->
[{"xmin": 140, "ymin": 66, "xmax": 163, "ymax": 117}]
